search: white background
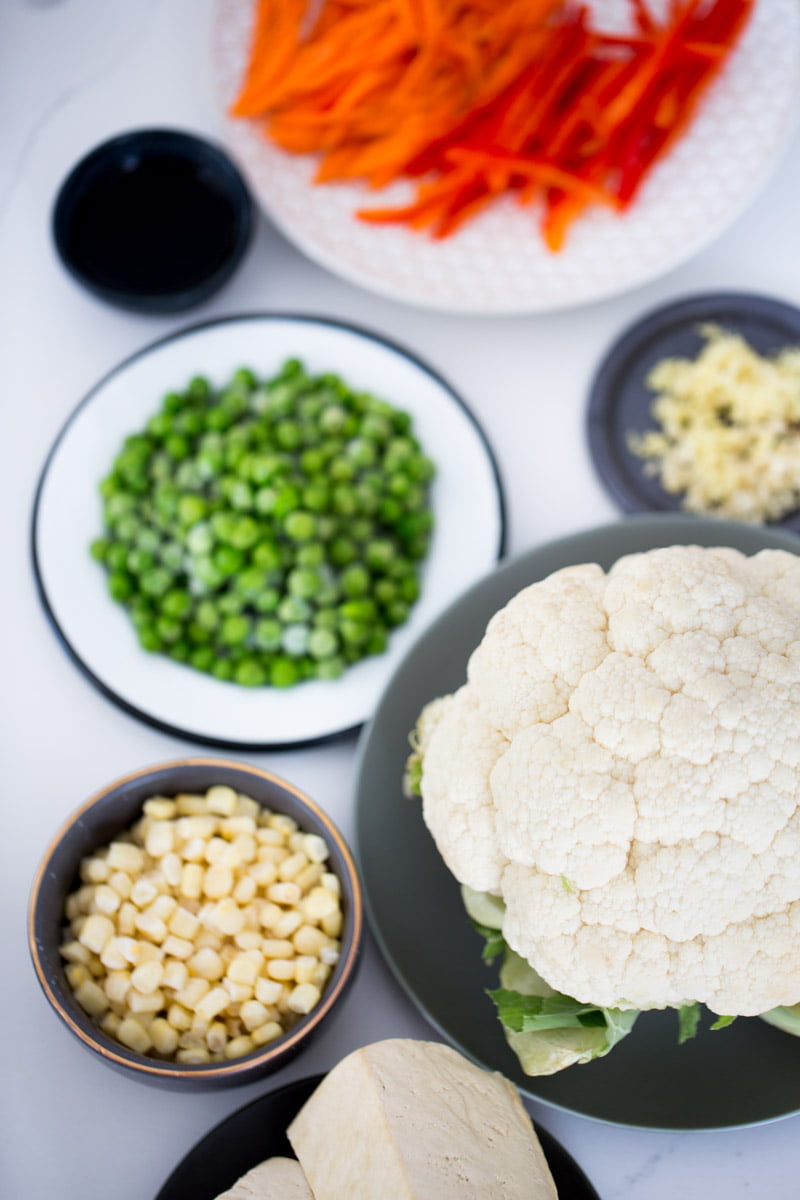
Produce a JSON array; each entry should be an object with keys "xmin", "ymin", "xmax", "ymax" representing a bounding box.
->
[{"xmin": 2, "ymin": 2, "xmax": 800, "ymax": 1198}]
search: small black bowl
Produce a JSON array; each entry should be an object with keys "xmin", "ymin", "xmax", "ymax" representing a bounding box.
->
[
  {"xmin": 29, "ymin": 758, "xmax": 363, "ymax": 1090},
  {"xmin": 53, "ymin": 129, "xmax": 253, "ymax": 314}
]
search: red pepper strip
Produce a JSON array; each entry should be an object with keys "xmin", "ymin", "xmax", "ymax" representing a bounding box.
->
[
  {"xmin": 614, "ymin": 1, "xmax": 753, "ymax": 205},
  {"xmin": 595, "ymin": 0, "xmax": 705, "ymax": 134},
  {"xmin": 630, "ymin": 0, "xmax": 658, "ymax": 36},
  {"xmin": 446, "ymin": 147, "xmax": 620, "ymax": 209},
  {"xmin": 541, "ymin": 189, "xmax": 591, "ymax": 251},
  {"xmin": 689, "ymin": 0, "xmax": 754, "ymax": 44}
]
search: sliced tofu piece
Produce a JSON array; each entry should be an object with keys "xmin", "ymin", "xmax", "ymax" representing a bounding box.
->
[
  {"xmin": 215, "ymin": 1156, "xmax": 313, "ymax": 1199},
  {"xmin": 288, "ymin": 1039, "xmax": 558, "ymax": 1199}
]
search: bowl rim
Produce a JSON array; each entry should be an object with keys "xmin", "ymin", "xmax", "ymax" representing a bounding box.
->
[
  {"xmin": 28, "ymin": 756, "xmax": 362, "ymax": 1081},
  {"xmin": 51, "ymin": 127, "xmax": 254, "ymax": 312}
]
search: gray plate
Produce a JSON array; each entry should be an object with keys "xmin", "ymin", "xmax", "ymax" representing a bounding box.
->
[{"xmin": 354, "ymin": 514, "xmax": 800, "ymax": 1131}]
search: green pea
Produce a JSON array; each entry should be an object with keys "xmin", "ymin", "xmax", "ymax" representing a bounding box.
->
[
  {"xmin": 219, "ymin": 614, "xmax": 250, "ymax": 646},
  {"xmin": 284, "ymin": 510, "xmax": 316, "ymax": 542},
  {"xmin": 234, "ymin": 659, "xmax": 267, "ymax": 687},
  {"xmin": 270, "ymin": 657, "xmax": 300, "ymax": 688}
]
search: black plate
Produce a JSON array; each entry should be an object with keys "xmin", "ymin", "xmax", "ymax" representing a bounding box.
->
[
  {"xmin": 354, "ymin": 515, "xmax": 800, "ymax": 1130},
  {"xmin": 587, "ymin": 291, "xmax": 800, "ymax": 533},
  {"xmin": 155, "ymin": 1073, "xmax": 600, "ymax": 1200}
]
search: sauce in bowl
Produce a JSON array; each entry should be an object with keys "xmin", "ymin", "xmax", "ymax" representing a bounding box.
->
[{"xmin": 53, "ymin": 129, "xmax": 253, "ymax": 313}]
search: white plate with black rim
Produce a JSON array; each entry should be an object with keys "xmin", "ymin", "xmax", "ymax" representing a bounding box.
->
[{"xmin": 32, "ymin": 313, "xmax": 505, "ymax": 749}]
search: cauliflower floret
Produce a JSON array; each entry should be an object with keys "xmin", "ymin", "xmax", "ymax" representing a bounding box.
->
[{"xmin": 415, "ymin": 544, "xmax": 800, "ymax": 1016}]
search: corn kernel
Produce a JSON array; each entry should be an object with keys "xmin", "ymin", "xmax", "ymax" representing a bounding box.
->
[
  {"xmin": 321, "ymin": 911, "xmax": 343, "ymax": 938},
  {"xmin": 60, "ymin": 939, "xmax": 91, "ymax": 965},
  {"xmin": 188, "ymin": 947, "xmax": 225, "ymax": 981},
  {"xmin": 265, "ymin": 958, "xmax": 296, "ymax": 982},
  {"xmin": 208, "ymin": 897, "xmax": 245, "ymax": 936},
  {"xmin": 302, "ymin": 833, "xmax": 330, "ymax": 864},
  {"xmin": 81, "ymin": 855, "xmax": 111, "ymax": 884},
  {"xmin": 232, "ymin": 876, "xmax": 257, "ymax": 905},
  {"xmin": 239, "ymin": 999, "xmax": 270, "ymax": 1031},
  {"xmin": 134, "ymin": 911, "xmax": 167, "ymax": 943},
  {"xmin": 99, "ymin": 937, "xmax": 131, "ymax": 970},
  {"xmin": 296, "ymin": 863, "xmax": 324, "ymax": 892},
  {"xmin": 294, "ymin": 956, "xmax": 319, "ymax": 985},
  {"xmin": 254, "ymin": 977, "xmax": 283, "ymax": 1006},
  {"xmin": 108, "ymin": 870, "xmax": 133, "ymax": 900},
  {"xmin": 162, "ymin": 959, "xmax": 189, "ymax": 991},
  {"xmin": 143, "ymin": 796, "xmax": 177, "ymax": 820},
  {"xmin": 131, "ymin": 960, "xmax": 164, "ymax": 994},
  {"xmin": 78, "ymin": 913, "xmax": 115, "ymax": 955},
  {"xmin": 145, "ymin": 821, "xmax": 175, "ymax": 858},
  {"xmin": 175, "ymin": 792, "xmax": 207, "ymax": 815},
  {"xmin": 203, "ymin": 865, "xmax": 234, "ymax": 899},
  {"xmin": 223, "ymin": 979, "xmax": 254, "ymax": 1004},
  {"xmin": 169, "ymin": 905, "xmax": 200, "ymax": 940},
  {"xmin": 179, "ymin": 863, "xmax": 204, "ymax": 899},
  {"xmin": 233, "ymin": 930, "xmax": 262, "ymax": 952},
  {"xmin": 176, "ymin": 976, "xmax": 210, "ymax": 1009},
  {"xmin": 148, "ymin": 893, "xmax": 177, "ymax": 921},
  {"xmin": 150, "ymin": 1018, "xmax": 179, "ymax": 1056},
  {"xmin": 203, "ymin": 836, "xmax": 227, "ymax": 865},
  {"xmin": 267, "ymin": 882, "xmax": 301, "ymax": 906},
  {"xmin": 117, "ymin": 1017, "xmax": 152, "ymax": 1054},
  {"xmin": 107, "ymin": 842, "xmax": 144, "ymax": 874},
  {"xmin": 251, "ymin": 1020, "xmax": 283, "ymax": 1046},
  {"xmin": 205, "ymin": 785, "xmax": 238, "ymax": 816},
  {"xmin": 261, "ymin": 938, "xmax": 294, "ymax": 960},
  {"xmin": 161, "ymin": 934, "xmax": 193, "ymax": 960},
  {"xmin": 269, "ymin": 813, "xmax": 297, "ymax": 835},
  {"xmin": 287, "ymin": 982, "xmax": 321, "ymax": 1015},
  {"xmin": 100, "ymin": 1011, "xmax": 122, "ymax": 1039},
  {"xmin": 117, "ymin": 902, "xmax": 137, "ymax": 936},
  {"xmin": 303, "ymin": 886, "xmax": 338, "ymax": 921},
  {"xmin": 65, "ymin": 963, "xmax": 90, "ymax": 990},
  {"xmin": 160, "ymin": 853, "xmax": 182, "ymax": 888},
  {"xmin": 130, "ymin": 877, "xmax": 160, "ymax": 909},
  {"xmin": 92, "ymin": 885, "xmax": 121, "ymax": 915},
  {"xmin": 227, "ymin": 951, "xmax": 263, "ymax": 985},
  {"xmin": 271, "ymin": 910, "xmax": 303, "ymax": 939},
  {"xmin": 195, "ymin": 986, "xmax": 230, "ymax": 1023},
  {"xmin": 224, "ymin": 1035, "xmax": 255, "ymax": 1059},
  {"xmin": 176, "ymin": 1046, "xmax": 210, "ymax": 1064},
  {"xmin": 166, "ymin": 1003, "xmax": 192, "ymax": 1032},
  {"xmin": 206, "ymin": 1021, "xmax": 228, "ymax": 1053},
  {"xmin": 128, "ymin": 988, "xmax": 165, "ymax": 1015}
]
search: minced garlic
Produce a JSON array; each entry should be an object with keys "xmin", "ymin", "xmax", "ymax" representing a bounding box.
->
[{"xmin": 628, "ymin": 325, "xmax": 800, "ymax": 522}]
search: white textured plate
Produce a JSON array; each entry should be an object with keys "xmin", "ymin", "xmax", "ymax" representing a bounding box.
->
[
  {"xmin": 213, "ymin": 0, "xmax": 800, "ymax": 314},
  {"xmin": 32, "ymin": 314, "xmax": 505, "ymax": 748}
]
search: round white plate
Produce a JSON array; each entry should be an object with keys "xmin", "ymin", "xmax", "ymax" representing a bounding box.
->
[
  {"xmin": 32, "ymin": 314, "xmax": 505, "ymax": 748},
  {"xmin": 213, "ymin": 0, "xmax": 800, "ymax": 315}
]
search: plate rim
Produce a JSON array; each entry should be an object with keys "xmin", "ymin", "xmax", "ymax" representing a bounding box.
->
[
  {"xmin": 586, "ymin": 288, "xmax": 800, "ymax": 521},
  {"xmin": 153, "ymin": 1070, "xmax": 602, "ymax": 1200},
  {"xmin": 30, "ymin": 310, "xmax": 507, "ymax": 750},
  {"xmin": 353, "ymin": 511, "xmax": 800, "ymax": 1132}
]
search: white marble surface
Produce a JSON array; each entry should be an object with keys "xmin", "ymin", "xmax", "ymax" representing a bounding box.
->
[{"xmin": 3, "ymin": 2, "xmax": 800, "ymax": 1198}]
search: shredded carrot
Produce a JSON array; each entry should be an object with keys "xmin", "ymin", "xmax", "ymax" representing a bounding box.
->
[{"xmin": 230, "ymin": 0, "xmax": 754, "ymax": 250}]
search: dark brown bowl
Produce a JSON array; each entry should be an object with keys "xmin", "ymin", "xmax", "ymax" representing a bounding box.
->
[{"xmin": 29, "ymin": 758, "xmax": 362, "ymax": 1090}]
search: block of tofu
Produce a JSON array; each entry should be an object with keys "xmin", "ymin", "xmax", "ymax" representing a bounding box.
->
[
  {"xmin": 287, "ymin": 1039, "xmax": 558, "ymax": 1199},
  {"xmin": 215, "ymin": 1156, "xmax": 313, "ymax": 1199}
]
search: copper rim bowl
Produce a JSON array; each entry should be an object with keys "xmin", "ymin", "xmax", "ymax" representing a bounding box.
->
[{"xmin": 28, "ymin": 758, "xmax": 363, "ymax": 1090}]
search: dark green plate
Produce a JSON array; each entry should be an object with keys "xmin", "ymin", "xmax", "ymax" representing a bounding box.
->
[{"xmin": 354, "ymin": 514, "xmax": 800, "ymax": 1131}]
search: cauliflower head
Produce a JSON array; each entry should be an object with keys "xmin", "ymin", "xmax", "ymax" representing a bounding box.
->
[{"xmin": 416, "ymin": 544, "xmax": 800, "ymax": 1016}]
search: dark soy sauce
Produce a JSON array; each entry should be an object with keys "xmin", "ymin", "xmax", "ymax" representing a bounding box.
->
[{"xmin": 63, "ymin": 152, "xmax": 241, "ymax": 296}]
